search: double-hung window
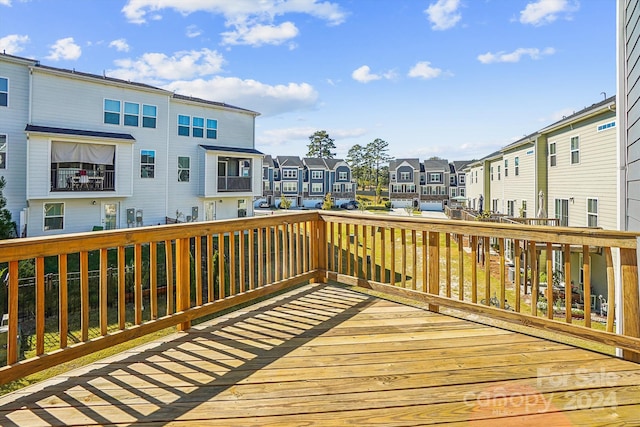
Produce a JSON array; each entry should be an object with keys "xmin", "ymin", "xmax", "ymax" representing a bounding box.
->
[
  {"xmin": 283, "ymin": 169, "xmax": 297, "ymax": 179},
  {"xmin": 504, "ymin": 160, "xmax": 508, "ymax": 177},
  {"xmin": 549, "ymin": 143, "xmax": 557, "ymax": 167},
  {"xmin": 311, "ymin": 183, "xmax": 323, "ymax": 193},
  {"xmin": 282, "ymin": 182, "xmax": 297, "ymax": 192},
  {"xmin": 339, "ymin": 171, "xmax": 348, "ymax": 180},
  {"xmin": 142, "ymin": 105, "xmax": 157, "ymax": 128},
  {"xmin": 429, "ymin": 173, "xmax": 440, "ymax": 182},
  {"xmin": 44, "ymin": 203, "xmax": 64, "ymax": 231},
  {"xmin": 0, "ymin": 134, "xmax": 6, "ymax": 169},
  {"xmin": 178, "ymin": 115, "xmax": 190, "ymax": 136},
  {"xmin": 570, "ymin": 136, "xmax": 580, "ymax": 164},
  {"xmin": 514, "ymin": 157, "xmax": 519, "ymax": 176},
  {"xmin": 178, "ymin": 156, "xmax": 190, "ymax": 182},
  {"xmin": 141, "ymin": 150, "xmax": 155, "ymax": 178},
  {"xmin": 124, "ymin": 102, "xmax": 140, "ymax": 127},
  {"xmin": 587, "ymin": 198, "xmax": 598, "ymax": 227},
  {"xmin": 104, "ymin": 99, "xmax": 121, "ymax": 124},
  {"xmin": 0, "ymin": 77, "xmax": 8, "ymax": 107},
  {"xmin": 193, "ymin": 117, "xmax": 204, "ymax": 138},
  {"xmin": 311, "ymin": 170, "xmax": 323, "ymax": 179},
  {"xmin": 206, "ymin": 119, "xmax": 218, "ymax": 139}
]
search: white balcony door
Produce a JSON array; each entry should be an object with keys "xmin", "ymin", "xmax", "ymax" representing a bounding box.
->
[{"xmin": 102, "ymin": 203, "xmax": 118, "ymax": 230}]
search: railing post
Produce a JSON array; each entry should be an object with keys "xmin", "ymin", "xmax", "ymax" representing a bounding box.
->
[
  {"xmin": 621, "ymin": 247, "xmax": 640, "ymax": 362},
  {"xmin": 428, "ymin": 231, "xmax": 440, "ymax": 313},
  {"xmin": 176, "ymin": 237, "xmax": 191, "ymax": 331}
]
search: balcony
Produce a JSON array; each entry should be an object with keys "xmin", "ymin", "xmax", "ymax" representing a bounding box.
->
[
  {"xmin": 51, "ymin": 168, "xmax": 115, "ymax": 192},
  {"xmin": 1, "ymin": 212, "xmax": 639, "ymax": 423},
  {"xmin": 217, "ymin": 176, "xmax": 252, "ymax": 192}
]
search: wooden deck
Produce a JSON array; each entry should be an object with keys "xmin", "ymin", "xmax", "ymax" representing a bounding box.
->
[{"xmin": 1, "ymin": 283, "xmax": 640, "ymax": 426}]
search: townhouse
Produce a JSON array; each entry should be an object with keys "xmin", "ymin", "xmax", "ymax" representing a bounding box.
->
[
  {"xmin": 257, "ymin": 156, "xmax": 355, "ymax": 208},
  {"xmin": 0, "ymin": 53, "xmax": 262, "ymax": 237},
  {"xmin": 449, "ymin": 160, "xmax": 471, "ymax": 200}
]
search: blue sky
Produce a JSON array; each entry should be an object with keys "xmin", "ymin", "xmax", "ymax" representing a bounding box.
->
[{"xmin": 0, "ymin": 0, "xmax": 615, "ymax": 161}]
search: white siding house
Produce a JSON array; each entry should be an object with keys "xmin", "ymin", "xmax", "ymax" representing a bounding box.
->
[{"xmin": 0, "ymin": 53, "xmax": 262, "ymax": 237}]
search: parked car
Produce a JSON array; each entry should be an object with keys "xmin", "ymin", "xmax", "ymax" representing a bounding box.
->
[
  {"xmin": 315, "ymin": 202, "xmax": 323, "ymax": 209},
  {"xmin": 258, "ymin": 201, "xmax": 270, "ymax": 208},
  {"xmin": 340, "ymin": 200, "xmax": 359, "ymax": 210}
]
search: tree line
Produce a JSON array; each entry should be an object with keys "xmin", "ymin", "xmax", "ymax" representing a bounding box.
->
[{"xmin": 306, "ymin": 130, "xmax": 392, "ymax": 193}]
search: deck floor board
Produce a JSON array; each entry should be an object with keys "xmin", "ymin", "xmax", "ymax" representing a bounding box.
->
[{"xmin": 1, "ymin": 283, "xmax": 639, "ymax": 426}]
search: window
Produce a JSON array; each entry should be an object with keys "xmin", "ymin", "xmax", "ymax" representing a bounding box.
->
[
  {"xmin": 597, "ymin": 121, "xmax": 615, "ymax": 132},
  {"xmin": 514, "ymin": 157, "xmax": 519, "ymax": 176},
  {"xmin": 142, "ymin": 104, "xmax": 157, "ymax": 128},
  {"xmin": 44, "ymin": 203, "xmax": 64, "ymax": 231},
  {"xmin": 400, "ymin": 171, "xmax": 411, "ymax": 181},
  {"xmin": 312, "ymin": 183, "xmax": 323, "ymax": 193},
  {"xmin": 459, "ymin": 174, "xmax": 465, "ymax": 184},
  {"xmin": 206, "ymin": 119, "xmax": 218, "ymax": 139},
  {"xmin": 555, "ymin": 199, "xmax": 569, "ymax": 226},
  {"xmin": 193, "ymin": 117, "xmax": 204, "ymax": 138},
  {"xmin": 429, "ymin": 173, "xmax": 441, "ymax": 182},
  {"xmin": 0, "ymin": 135, "xmax": 6, "ymax": 169},
  {"xmin": 570, "ymin": 136, "xmax": 580, "ymax": 164},
  {"xmin": 507, "ymin": 200, "xmax": 515, "ymax": 216},
  {"xmin": 178, "ymin": 115, "xmax": 190, "ymax": 136},
  {"xmin": 459, "ymin": 188, "xmax": 465, "ymax": 197},
  {"xmin": 238, "ymin": 199, "xmax": 247, "ymax": 217},
  {"xmin": 178, "ymin": 156, "xmax": 190, "ymax": 182},
  {"xmin": 282, "ymin": 169, "xmax": 297, "ymax": 179},
  {"xmin": 311, "ymin": 170, "xmax": 323, "ymax": 179},
  {"xmin": 333, "ymin": 183, "xmax": 341, "ymax": 192},
  {"xmin": 549, "ymin": 143, "xmax": 556, "ymax": 167},
  {"xmin": 104, "ymin": 99, "xmax": 121, "ymax": 125},
  {"xmin": 124, "ymin": 102, "xmax": 139, "ymax": 126},
  {"xmin": 521, "ymin": 200, "xmax": 527, "ymax": 218},
  {"xmin": 490, "ymin": 167, "xmax": 494, "ymax": 181},
  {"xmin": 282, "ymin": 181, "xmax": 297, "ymax": 192},
  {"xmin": 0, "ymin": 77, "xmax": 7, "ymax": 107},
  {"xmin": 450, "ymin": 188, "xmax": 456, "ymax": 197},
  {"xmin": 587, "ymin": 198, "xmax": 598, "ymax": 227},
  {"xmin": 339, "ymin": 171, "xmax": 348, "ymax": 180},
  {"xmin": 504, "ymin": 160, "xmax": 508, "ymax": 177},
  {"xmin": 474, "ymin": 171, "xmax": 478, "ymax": 183},
  {"xmin": 497, "ymin": 165, "xmax": 501, "ymax": 180},
  {"xmin": 141, "ymin": 150, "xmax": 155, "ymax": 178},
  {"xmin": 391, "ymin": 173, "xmax": 396, "ymax": 181}
]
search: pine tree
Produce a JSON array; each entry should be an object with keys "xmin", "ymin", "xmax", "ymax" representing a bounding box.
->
[{"xmin": 307, "ymin": 130, "xmax": 336, "ymax": 159}]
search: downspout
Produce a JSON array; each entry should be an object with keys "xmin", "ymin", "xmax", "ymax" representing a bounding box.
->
[{"xmin": 165, "ymin": 95, "xmax": 171, "ymax": 222}]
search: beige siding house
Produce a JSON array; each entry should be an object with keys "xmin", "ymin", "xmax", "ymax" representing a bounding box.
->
[
  {"xmin": 500, "ymin": 134, "xmax": 539, "ymax": 218},
  {"xmin": 487, "ymin": 153, "xmax": 504, "ymax": 213}
]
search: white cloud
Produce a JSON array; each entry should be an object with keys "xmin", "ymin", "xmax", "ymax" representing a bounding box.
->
[
  {"xmin": 121, "ymin": 0, "xmax": 346, "ymax": 47},
  {"xmin": 164, "ymin": 77, "xmax": 319, "ymax": 117},
  {"xmin": 408, "ymin": 61, "xmax": 442, "ymax": 79},
  {"xmin": 352, "ymin": 65, "xmax": 398, "ymax": 83},
  {"xmin": 109, "ymin": 38, "xmax": 130, "ymax": 52},
  {"xmin": 186, "ymin": 24, "xmax": 202, "ymax": 38},
  {"xmin": 108, "ymin": 48, "xmax": 224, "ymax": 83},
  {"xmin": 519, "ymin": 0, "xmax": 579, "ymax": 26},
  {"xmin": 0, "ymin": 0, "xmax": 11, "ymax": 6},
  {"xmin": 221, "ymin": 21, "xmax": 299, "ymax": 46},
  {"xmin": 425, "ymin": 0, "xmax": 461, "ymax": 31},
  {"xmin": 0, "ymin": 34, "xmax": 29, "ymax": 54},
  {"xmin": 477, "ymin": 47, "xmax": 555, "ymax": 64},
  {"xmin": 46, "ymin": 37, "xmax": 81, "ymax": 61}
]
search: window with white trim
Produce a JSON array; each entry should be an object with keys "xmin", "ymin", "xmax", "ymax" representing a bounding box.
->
[
  {"xmin": 429, "ymin": 173, "xmax": 441, "ymax": 182},
  {"xmin": 178, "ymin": 156, "xmax": 190, "ymax": 182},
  {"xmin": 206, "ymin": 119, "xmax": 218, "ymax": 139},
  {"xmin": 44, "ymin": 203, "xmax": 64, "ymax": 231},
  {"xmin": 0, "ymin": 77, "xmax": 8, "ymax": 107},
  {"xmin": 521, "ymin": 200, "xmax": 527, "ymax": 218},
  {"xmin": 339, "ymin": 171, "xmax": 348, "ymax": 180},
  {"xmin": 311, "ymin": 170, "xmax": 323, "ymax": 179},
  {"xmin": 459, "ymin": 174, "xmax": 465, "ymax": 184},
  {"xmin": 282, "ymin": 181, "xmax": 297, "ymax": 192},
  {"xmin": 459, "ymin": 188, "xmax": 465, "ymax": 197},
  {"xmin": 597, "ymin": 121, "xmax": 615, "ymax": 132},
  {"xmin": 497, "ymin": 165, "xmax": 501, "ymax": 180},
  {"xmin": 549, "ymin": 142, "xmax": 557, "ymax": 167},
  {"xmin": 490, "ymin": 167, "xmax": 494, "ymax": 181},
  {"xmin": 504, "ymin": 159, "xmax": 508, "ymax": 177},
  {"xmin": 142, "ymin": 104, "xmax": 157, "ymax": 128},
  {"xmin": 178, "ymin": 115, "xmax": 190, "ymax": 136},
  {"xmin": 570, "ymin": 136, "xmax": 580, "ymax": 164},
  {"xmin": 587, "ymin": 198, "xmax": 598, "ymax": 227},
  {"xmin": 282, "ymin": 169, "xmax": 297, "ymax": 179},
  {"xmin": 514, "ymin": 157, "xmax": 519, "ymax": 176},
  {"xmin": 193, "ymin": 117, "xmax": 204, "ymax": 138},
  {"xmin": 104, "ymin": 99, "xmax": 121, "ymax": 124},
  {"xmin": 0, "ymin": 134, "xmax": 6, "ymax": 169},
  {"xmin": 124, "ymin": 102, "xmax": 139, "ymax": 126},
  {"xmin": 141, "ymin": 150, "xmax": 155, "ymax": 178},
  {"xmin": 312, "ymin": 183, "xmax": 323, "ymax": 193}
]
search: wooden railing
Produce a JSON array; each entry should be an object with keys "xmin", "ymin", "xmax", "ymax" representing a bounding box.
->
[
  {"xmin": 0, "ymin": 213, "xmax": 321, "ymax": 384},
  {"xmin": 1, "ymin": 211, "xmax": 639, "ymax": 386},
  {"xmin": 317, "ymin": 211, "xmax": 640, "ymax": 362}
]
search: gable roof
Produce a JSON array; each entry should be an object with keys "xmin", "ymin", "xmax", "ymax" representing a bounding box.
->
[
  {"xmin": 303, "ymin": 157, "xmax": 328, "ymax": 168},
  {"xmin": 263, "ymin": 155, "xmax": 275, "ymax": 168},
  {"xmin": 451, "ymin": 160, "xmax": 472, "ymax": 172},
  {"xmin": 276, "ymin": 156, "xmax": 304, "ymax": 168},
  {"xmin": 389, "ymin": 158, "xmax": 420, "ymax": 170},
  {"xmin": 423, "ymin": 158, "xmax": 449, "ymax": 171}
]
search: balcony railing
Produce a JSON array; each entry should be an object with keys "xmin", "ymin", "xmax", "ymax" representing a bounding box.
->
[
  {"xmin": 51, "ymin": 169, "xmax": 115, "ymax": 192},
  {"xmin": 218, "ymin": 176, "xmax": 252, "ymax": 192},
  {"xmin": 1, "ymin": 212, "xmax": 639, "ymax": 385}
]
